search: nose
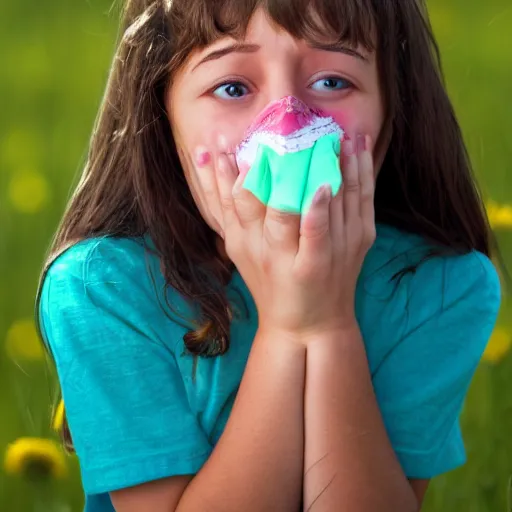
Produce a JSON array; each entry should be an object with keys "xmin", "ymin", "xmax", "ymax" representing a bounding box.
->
[
  {"xmin": 266, "ymin": 83, "xmax": 298, "ymax": 106},
  {"xmin": 257, "ymin": 61, "xmax": 306, "ymax": 112}
]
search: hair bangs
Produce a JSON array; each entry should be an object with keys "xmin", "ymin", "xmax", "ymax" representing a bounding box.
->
[
  {"xmin": 168, "ymin": 0, "xmax": 377, "ymax": 72},
  {"xmin": 264, "ymin": 0, "xmax": 377, "ymax": 52},
  {"xmin": 168, "ymin": 0, "xmax": 259, "ymax": 68}
]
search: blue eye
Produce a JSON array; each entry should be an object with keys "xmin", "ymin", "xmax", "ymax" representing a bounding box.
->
[
  {"xmin": 213, "ymin": 82, "xmax": 249, "ymax": 100},
  {"xmin": 311, "ymin": 77, "xmax": 350, "ymax": 92}
]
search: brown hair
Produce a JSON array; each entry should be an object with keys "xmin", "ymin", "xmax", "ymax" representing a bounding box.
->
[{"xmin": 38, "ymin": 0, "xmax": 496, "ymax": 447}]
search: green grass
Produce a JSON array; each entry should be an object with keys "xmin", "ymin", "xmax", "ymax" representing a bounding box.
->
[{"xmin": 0, "ymin": 0, "xmax": 511, "ymax": 510}]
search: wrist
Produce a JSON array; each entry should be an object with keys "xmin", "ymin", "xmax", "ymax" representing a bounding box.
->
[
  {"xmin": 258, "ymin": 315, "xmax": 360, "ymax": 348},
  {"xmin": 306, "ymin": 317, "xmax": 361, "ymax": 346},
  {"xmin": 255, "ymin": 325, "xmax": 308, "ymax": 355},
  {"xmin": 305, "ymin": 321, "xmax": 365, "ymax": 365}
]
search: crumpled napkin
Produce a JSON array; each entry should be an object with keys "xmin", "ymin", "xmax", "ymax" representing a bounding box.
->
[{"xmin": 236, "ymin": 96, "xmax": 345, "ymax": 214}]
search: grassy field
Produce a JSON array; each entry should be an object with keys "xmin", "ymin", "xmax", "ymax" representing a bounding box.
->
[{"xmin": 1, "ymin": 0, "xmax": 511, "ymax": 510}]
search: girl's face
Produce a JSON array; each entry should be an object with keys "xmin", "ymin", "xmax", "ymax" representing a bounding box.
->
[{"xmin": 167, "ymin": 8, "xmax": 386, "ymax": 233}]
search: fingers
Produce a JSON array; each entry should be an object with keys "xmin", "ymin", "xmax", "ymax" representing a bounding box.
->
[
  {"xmin": 194, "ymin": 139, "xmax": 243, "ymax": 238},
  {"xmin": 341, "ymin": 134, "xmax": 376, "ymax": 241},
  {"xmin": 358, "ymin": 135, "xmax": 377, "ymax": 246},
  {"xmin": 194, "ymin": 146, "xmax": 224, "ymax": 234},
  {"xmin": 296, "ymin": 185, "xmax": 332, "ymax": 272},
  {"xmin": 264, "ymin": 207, "xmax": 301, "ymax": 253},
  {"xmin": 219, "ymin": 134, "xmax": 299, "ymax": 252},
  {"xmin": 194, "ymin": 131, "xmax": 374, "ymax": 264},
  {"xmin": 215, "ymin": 152, "xmax": 239, "ymax": 231},
  {"xmin": 233, "ymin": 188, "xmax": 267, "ymax": 232},
  {"xmin": 218, "ymin": 135, "xmax": 266, "ymax": 231},
  {"xmin": 301, "ymin": 185, "xmax": 331, "ymax": 239},
  {"xmin": 329, "ymin": 184, "xmax": 345, "ymax": 254},
  {"xmin": 194, "ymin": 136, "xmax": 264, "ymax": 239},
  {"xmin": 341, "ymin": 138, "xmax": 359, "ymax": 224}
]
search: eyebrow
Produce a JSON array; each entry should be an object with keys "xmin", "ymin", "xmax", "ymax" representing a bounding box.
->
[
  {"xmin": 192, "ymin": 43, "xmax": 260, "ymax": 70},
  {"xmin": 308, "ymin": 42, "xmax": 370, "ymax": 63},
  {"xmin": 192, "ymin": 40, "xmax": 369, "ymax": 71}
]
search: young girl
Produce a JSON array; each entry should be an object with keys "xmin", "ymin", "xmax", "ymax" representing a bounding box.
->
[{"xmin": 37, "ymin": 0, "xmax": 501, "ymax": 511}]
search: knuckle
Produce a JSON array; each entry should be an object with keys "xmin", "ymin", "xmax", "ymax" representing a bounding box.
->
[
  {"xmin": 301, "ymin": 208, "xmax": 330, "ymax": 239},
  {"xmin": 264, "ymin": 224, "xmax": 288, "ymax": 247},
  {"xmin": 267, "ymin": 208, "xmax": 298, "ymax": 226},
  {"xmin": 360, "ymin": 187, "xmax": 374, "ymax": 202},
  {"xmin": 234, "ymin": 196, "xmax": 263, "ymax": 224},
  {"xmin": 301, "ymin": 222, "xmax": 329, "ymax": 241},
  {"xmin": 264, "ymin": 215, "xmax": 300, "ymax": 247},
  {"xmin": 219, "ymin": 194, "xmax": 234, "ymax": 210},
  {"xmin": 343, "ymin": 179, "xmax": 359, "ymax": 193}
]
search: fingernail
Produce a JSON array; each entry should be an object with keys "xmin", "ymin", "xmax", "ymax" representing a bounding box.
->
[
  {"xmin": 343, "ymin": 139, "xmax": 354, "ymax": 156},
  {"xmin": 312, "ymin": 184, "xmax": 331, "ymax": 205},
  {"xmin": 356, "ymin": 134, "xmax": 366, "ymax": 154},
  {"xmin": 195, "ymin": 147, "xmax": 210, "ymax": 166}
]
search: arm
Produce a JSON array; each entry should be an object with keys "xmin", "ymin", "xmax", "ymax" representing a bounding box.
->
[
  {"xmin": 41, "ymin": 240, "xmax": 306, "ymax": 512},
  {"xmin": 178, "ymin": 327, "xmax": 305, "ymax": 511},
  {"xmin": 303, "ymin": 322, "xmax": 419, "ymax": 512},
  {"xmin": 301, "ymin": 248, "xmax": 501, "ymax": 511},
  {"xmin": 112, "ymin": 327, "xmax": 306, "ymax": 512}
]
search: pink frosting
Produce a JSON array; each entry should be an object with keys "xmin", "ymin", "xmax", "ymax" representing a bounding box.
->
[
  {"xmin": 243, "ymin": 96, "xmax": 331, "ymax": 138},
  {"xmin": 235, "ymin": 96, "xmax": 344, "ymax": 174}
]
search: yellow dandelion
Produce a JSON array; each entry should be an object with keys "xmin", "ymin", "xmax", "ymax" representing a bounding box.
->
[
  {"xmin": 494, "ymin": 206, "xmax": 512, "ymax": 229},
  {"xmin": 482, "ymin": 327, "xmax": 511, "ymax": 364},
  {"xmin": 4, "ymin": 438, "xmax": 67, "ymax": 480},
  {"xmin": 52, "ymin": 400, "xmax": 65, "ymax": 433},
  {"xmin": 487, "ymin": 201, "xmax": 512, "ymax": 229},
  {"xmin": 5, "ymin": 319, "xmax": 44, "ymax": 361},
  {"xmin": 8, "ymin": 169, "xmax": 50, "ymax": 214}
]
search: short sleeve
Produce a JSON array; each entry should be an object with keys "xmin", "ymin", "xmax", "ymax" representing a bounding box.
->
[
  {"xmin": 373, "ymin": 251, "xmax": 501, "ymax": 479},
  {"xmin": 39, "ymin": 239, "xmax": 212, "ymax": 494}
]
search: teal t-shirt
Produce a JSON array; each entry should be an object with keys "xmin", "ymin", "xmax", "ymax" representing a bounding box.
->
[{"xmin": 39, "ymin": 224, "xmax": 501, "ymax": 512}]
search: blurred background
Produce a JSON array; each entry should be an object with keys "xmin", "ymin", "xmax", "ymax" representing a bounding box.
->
[{"xmin": 0, "ymin": 0, "xmax": 511, "ymax": 510}]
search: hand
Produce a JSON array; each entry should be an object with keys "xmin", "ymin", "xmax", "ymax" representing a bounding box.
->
[{"xmin": 193, "ymin": 134, "xmax": 376, "ymax": 341}]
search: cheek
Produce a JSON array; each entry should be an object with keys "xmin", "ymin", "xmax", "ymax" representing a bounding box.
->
[
  {"xmin": 167, "ymin": 84, "xmax": 241, "ymax": 155},
  {"xmin": 325, "ymin": 109, "xmax": 353, "ymax": 134},
  {"xmin": 326, "ymin": 105, "xmax": 384, "ymax": 150},
  {"xmin": 174, "ymin": 104, "xmax": 253, "ymax": 155}
]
